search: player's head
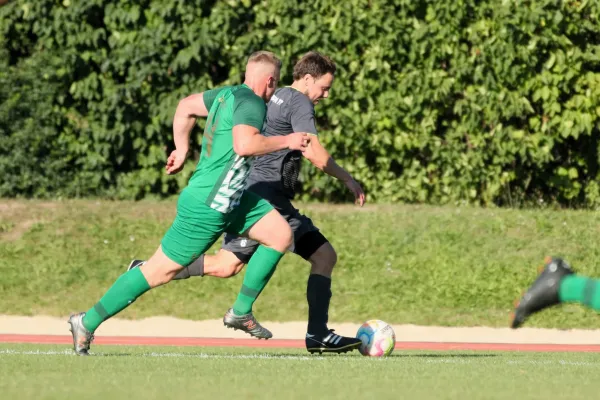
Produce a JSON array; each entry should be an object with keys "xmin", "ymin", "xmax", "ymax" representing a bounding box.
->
[
  {"xmin": 292, "ymin": 51, "xmax": 336, "ymax": 105},
  {"xmin": 245, "ymin": 51, "xmax": 282, "ymax": 102}
]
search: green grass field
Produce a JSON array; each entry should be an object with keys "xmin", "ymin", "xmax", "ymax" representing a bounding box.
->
[
  {"xmin": 2, "ymin": 343, "xmax": 600, "ymax": 400},
  {"xmin": 3, "ymin": 199, "xmax": 600, "ymax": 328}
]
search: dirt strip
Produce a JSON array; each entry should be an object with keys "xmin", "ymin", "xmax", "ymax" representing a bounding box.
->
[{"xmin": 2, "ymin": 315, "xmax": 600, "ymax": 345}]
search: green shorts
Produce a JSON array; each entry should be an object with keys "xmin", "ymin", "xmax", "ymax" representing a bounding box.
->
[{"xmin": 161, "ymin": 188, "xmax": 273, "ymax": 266}]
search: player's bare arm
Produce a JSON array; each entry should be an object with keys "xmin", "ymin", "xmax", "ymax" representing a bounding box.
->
[
  {"xmin": 166, "ymin": 93, "xmax": 211, "ymax": 175},
  {"xmin": 302, "ymin": 135, "xmax": 365, "ymax": 206},
  {"xmin": 232, "ymin": 124, "xmax": 309, "ymax": 156}
]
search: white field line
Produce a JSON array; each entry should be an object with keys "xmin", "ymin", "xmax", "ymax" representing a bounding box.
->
[
  {"xmin": 0, "ymin": 349, "xmax": 322, "ymax": 360},
  {"xmin": 1, "ymin": 349, "xmax": 600, "ymax": 366},
  {"xmin": 423, "ymin": 358, "xmax": 600, "ymax": 366}
]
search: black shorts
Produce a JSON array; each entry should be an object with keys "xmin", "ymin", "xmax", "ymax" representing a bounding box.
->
[{"xmin": 221, "ymin": 193, "xmax": 328, "ymax": 263}]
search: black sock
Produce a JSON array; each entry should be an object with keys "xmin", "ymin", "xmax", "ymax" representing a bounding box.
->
[
  {"xmin": 173, "ymin": 254, "xmax": 205, "ymax": 280},
  {"xmin": 306, "ymin": 274, "xmax": 332, "ymax": 336}
]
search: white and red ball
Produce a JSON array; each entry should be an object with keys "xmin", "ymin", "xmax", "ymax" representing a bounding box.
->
[{"xmin": 356, "ymin": 320, "xmax": 396, "ymax": 357}]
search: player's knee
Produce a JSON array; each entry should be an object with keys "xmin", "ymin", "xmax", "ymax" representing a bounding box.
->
[
  {"xmin": 141, "ymin": 246, "xmax": 187, "ymax": 287},
  {"xmin": 220, "ymin": 266, "xmax": 236, "ymax": 278},
  {"xmin": 327, "ymin": 247, "xmax": 338, "ymax": 269},
  {"xmin": 233, "ymin": 262, "xmax": 245, "ymax": 275},
  {"xmin": 278, "ymin": 223, "xmax": 293, "ymax": 250},
  {"xmin": 249, "ymin": 210, "xmax": 293, "ymax": 252},
  {"xmin": 265, "ymin": 217, "xmax": 292, "ymax": 252},
  {"xmin": 140, "ymin": 262, "xmax": 181, "ymax": 288},
  {"xmin": 309, "ymin": 243, "xmax": 337, "ymax": 276},
  {"xmin": 320, "ymin": 246, "xmax": 337, "ymax": 271},
  {"xmin": 267, "ymin": 225, "xmax": 292, "ymax": 253}
]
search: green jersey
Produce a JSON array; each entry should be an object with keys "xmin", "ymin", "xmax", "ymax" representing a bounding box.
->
[{"xmin": 186, "ymin": 84, "xmax": 266, "ymax": 213}]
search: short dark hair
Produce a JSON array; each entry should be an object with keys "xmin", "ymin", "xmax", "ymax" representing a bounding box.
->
[{"xmin": 292, "ymin": 51, "xmax": 336, "ymax": 81}]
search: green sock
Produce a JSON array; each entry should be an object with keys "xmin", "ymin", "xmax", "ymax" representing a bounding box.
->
[
  {"xmin": 558, "ymin": 275, "xmax": 600, "ymax": 310},
  {"xmin": 82, "ymin": 267, "xmax": 151, "ymax": 332},
  {"xmin": 232, "ymin": 245, "xmax": 284, "ymax": 315}
]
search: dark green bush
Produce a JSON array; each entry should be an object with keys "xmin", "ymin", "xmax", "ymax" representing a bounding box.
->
[{"xmin": 2, "ymin": 0, "xmax": 599, "ymax": 206}]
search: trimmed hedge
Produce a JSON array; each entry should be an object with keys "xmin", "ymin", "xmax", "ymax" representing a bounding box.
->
[{"xmin": 1, "ymin": 0, "xmax": 600, "ymax": 206}]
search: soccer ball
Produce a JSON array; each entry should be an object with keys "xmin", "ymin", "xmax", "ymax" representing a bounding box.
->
[{"xmin": 356, "ymin": 320, "xmax": 396, "ymax": 357}]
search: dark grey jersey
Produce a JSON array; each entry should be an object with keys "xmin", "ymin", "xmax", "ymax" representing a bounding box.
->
[{"xmin": 246, "ymin": 87, "xmax": 317, "ymax": 199}]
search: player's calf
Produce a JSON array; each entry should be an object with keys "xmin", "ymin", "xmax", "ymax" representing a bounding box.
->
[{"xmin": 305, "ymin": 241, "xmax": 337, "ymax": 336}]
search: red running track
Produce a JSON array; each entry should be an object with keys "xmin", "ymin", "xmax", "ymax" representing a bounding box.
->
[{"xmin": 2, "ymin": 334, "xmax": 600, "ymax": 352}]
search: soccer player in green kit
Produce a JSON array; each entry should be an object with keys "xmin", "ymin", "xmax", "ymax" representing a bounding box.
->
[{"xmin": 68, "ymin": 51, "xmax": 310, "ymax": 355}]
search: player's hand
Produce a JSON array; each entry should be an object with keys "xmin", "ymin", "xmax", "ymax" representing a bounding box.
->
[
  {"xmin": 165, "ymin": 149, "xmax": 187, "ymax": 175},
  {"xmin": 344, "ymin": 177, "xmax": 365, "ymax": 207},
  {"xmin": 286, "ymin": 132, "xmax": 310, "ymax": 151}
]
